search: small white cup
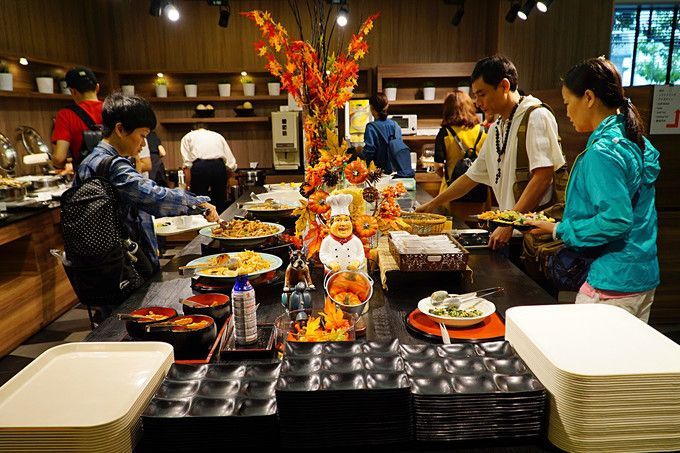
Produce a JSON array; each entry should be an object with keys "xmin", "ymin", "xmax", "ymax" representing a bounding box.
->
[{"xmin": 249, "ymin": 162, "xmax": 258, "ymax": 169}]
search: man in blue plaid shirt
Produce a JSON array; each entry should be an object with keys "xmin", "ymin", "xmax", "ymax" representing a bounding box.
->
[{"xmin": 76, "ymin": 93, "xmax": 220, "ymax": 270}]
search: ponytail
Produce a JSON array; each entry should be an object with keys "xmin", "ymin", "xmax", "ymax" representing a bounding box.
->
[
  {"xmin": 563, "ymin": 57, "xmax": 646, "ymax": 150},
  {"xmin": 620, "ymin": 97, "xmax": 646, "ymax": 150}
]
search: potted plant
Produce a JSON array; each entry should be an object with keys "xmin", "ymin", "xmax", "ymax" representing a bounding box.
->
[
  {"xmin": 217, "ymin": 78, "xmax": 231, "ymax": 97},
  {"xmin": 423, "ymin": 81, "xmax": 436, "ymax": 101},
  {"xmin": 267, "ymin": 77, "xmax": 281, "ymax": 96},
  {"xmin": 384, "ymin": 81, "xmax": 397, "ymax": 101},
  {"xmin": 121, "ymin": 79, "xmax": 135, "ymax": 96},
  {"xmin": 58, "ymin": 77, "xmax": 70, "ymax": 95},
  {"xmin": 0, "ymin": 60, "xmax": 12, "ymax": 92},
  {"xmin": 155, "ymin": 76, "xmax": 168, "ymax": 98},
  {"xmin": 184, "ymin": 79, "xmax": 198, "ymax": 97},
  {"xmin": 35, "ymin": 71, "xmax": 54, "ymax": 94},
  {"xmin": 241, "ymin": 74, "xmax": 255, "ymax": 96}
]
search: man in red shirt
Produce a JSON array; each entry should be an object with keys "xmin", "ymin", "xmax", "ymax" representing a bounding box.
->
[{"xmin": 51, "ymin": 67, "xmax": 103, "ymax": 169}]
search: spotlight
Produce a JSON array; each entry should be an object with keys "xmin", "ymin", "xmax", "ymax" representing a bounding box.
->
[
  {"xmin": 19, "ymin": 57, "xmax": 28, "ymax": 66},
  {"xmin": 149, "ymin": 0, "xmax": 163, "ymax": 16},
  {"xmin": 157, "ymin": 72, "xmax": 164, "ymax": 78},
  {"xmin": 336, "ymin": 5, "xmax": 349, "ymax": 27},
  {"xmin": 165, "ymin": 1, "xmax": 180, "ymax": 22},
  {"xmin": 451, "ymin": 0, "xmax": 465, "ymax": 26},
  {"xmin": 505, "ymin": 1, "xmax": 521, "ymax": 22},
  {"xmin": 241, "ymin": 71, "xmax": 248, "ymax": 76},
  {"xmin": 518, "ymin": 0, "xmax": 536, "ymax": 20},
  {"xmin": 536, "ymin": 0, "xmax": 553, "ymax": 12},
  {"xmin": 218, "ymin": 3, "xmax": 231, "ymax": 28}
]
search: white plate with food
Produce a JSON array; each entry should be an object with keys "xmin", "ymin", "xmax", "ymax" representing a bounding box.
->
[
  {"xmin": 184, "ymin": 251, "xmax": 283, "ymax": 279},
  {"xmin": 239, "ymin": 199, "xmax": 296, "ymax": 219},
  {"xmin": 252, "ymin": 190, "xmax": 304, "ymax": 207},
  {"xmin": 418, "ymin": 296, "xmax": 496, "ymax": 327},
  {"xmin": 198, "ymin": 219, "xmax": 285, "ymax": 245},
  {"xmin": 264, "ymin": 182, "xmax": 302, "ymax": 192}
]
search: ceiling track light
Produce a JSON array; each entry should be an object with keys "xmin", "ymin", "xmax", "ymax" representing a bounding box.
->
[
  {"xmin": 165, "ymin": 0, "xmax": 180, "ymax": 22},
  {"xmin": 218, "ymin": 1, "xmax": 231, "ymax": 28},
  {"xmin": 536, "ymin": 0, "xmax": 554, "ymax": 13},
  {"xmin": 451, "ymin": 0, "xmax": 465, "ymax": 26},
  {"xmin": 149, "ymin": 0, "xmax": 163, "ymax": 16},
  {"xmin": 336, "ymin": 4, "xmax": 349, "ymax": 27},
  {"xmin": 505, "ymin": 0, "xmax": 521, "ymax": 23},
  {"xmin": 518, "ymin": 0, "xmax": 536, "ymax": 20}
]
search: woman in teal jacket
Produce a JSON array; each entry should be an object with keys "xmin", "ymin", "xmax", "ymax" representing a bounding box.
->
[{"xmin": 528, "ymin": 57, "xmax": 660, "ymax": 322}]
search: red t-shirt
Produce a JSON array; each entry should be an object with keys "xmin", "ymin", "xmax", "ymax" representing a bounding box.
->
[{"xmin": 51, "ymin": 100, "xmax": 103, "ymax": 161}]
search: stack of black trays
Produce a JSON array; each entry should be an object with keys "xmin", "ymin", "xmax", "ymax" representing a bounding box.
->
[
  {"xmin": 139, "ymin": 362, "xmax": 280, "ymax": 452},
  {"xmin": 401, "ymin": 341, "xmax": 548, "ymax": 442},
  {"xmin": 276, "ymin": 339, "xmax": 412, "ymax": 448}
]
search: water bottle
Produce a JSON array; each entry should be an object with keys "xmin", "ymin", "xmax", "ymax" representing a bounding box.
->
[
  {"xmin": 231, "ymin": 275, "xmax": 258, "ymax": 345},
  {"xmin": 177, "ymin": 170, "xmax": 186, "ymax": 190}
]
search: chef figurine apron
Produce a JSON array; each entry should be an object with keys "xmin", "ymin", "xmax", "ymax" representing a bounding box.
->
[{"xmin": 319, "ymin": 193, "xmax": 366, "ymax": 272}]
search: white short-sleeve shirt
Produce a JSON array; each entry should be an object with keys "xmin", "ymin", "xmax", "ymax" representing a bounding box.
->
[{"xmin": 466, "ymin": 96, "xmax": 565, "ymax": 211}]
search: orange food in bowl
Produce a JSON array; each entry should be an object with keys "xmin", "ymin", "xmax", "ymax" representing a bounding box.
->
[
  {"xmin": 327, "ymin": 271, "xmax": 371, "ymax": 302},
  {"xmin": 332, "ymin": 291, "xmax": 362, "ymax": 306}
]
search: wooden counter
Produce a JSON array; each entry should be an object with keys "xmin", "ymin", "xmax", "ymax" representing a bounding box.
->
[{"xmin": 0, "ymin": 207, "xmax": 78, "ymax": 357}]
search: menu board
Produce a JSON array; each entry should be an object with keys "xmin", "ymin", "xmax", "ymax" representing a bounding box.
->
[{"xmin": 650, "ymin": 85, "xmax": 680, "ymax": 135}]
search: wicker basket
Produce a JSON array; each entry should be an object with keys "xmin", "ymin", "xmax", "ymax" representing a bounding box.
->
[{"xmin": 400, "ymin": 212, "xmax": 447, "ymax": 235}]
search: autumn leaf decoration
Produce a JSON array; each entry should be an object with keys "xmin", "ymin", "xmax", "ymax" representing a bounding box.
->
[{"xmin": 287, "ymin": 298, "xmax": 352, "ymax": 342}]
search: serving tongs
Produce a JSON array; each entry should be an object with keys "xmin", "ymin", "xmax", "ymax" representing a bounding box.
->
[
  {"xmin": 145, "ymin": 320, "xmax": 185, "ymax": 332},
  {"xmin": 432, "ymin": 287, "xmax": 504, "ymax": 308},
  {"xmin": 117, "ymin": 313, "xmax": 159, "ymax": 322}
]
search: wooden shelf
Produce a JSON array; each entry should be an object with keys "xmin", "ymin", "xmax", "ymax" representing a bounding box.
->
[
  {"xmin": 116, "ymin": 69, "xmax": 275, "ymax": 75},
  {"xmin": 389, "ymin": 99, "xmax": 444, "ymax": 106},
  {"xmin": 377, "ymin": 62, "xmax": 476, "ymax": 80},
  {"xmin": 0, "ymin": 91, "xmax": 72, "ymax": 100},
  {"xmin": 159, "ymin": 116, "xmax": 270, "ymax": 124},
  {"xmin": 149, "ymin": 95, "xmax": 287, "ymax": 103}
]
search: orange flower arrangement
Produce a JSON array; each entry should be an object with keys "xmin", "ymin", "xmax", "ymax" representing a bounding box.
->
[
  {"xmin": 243, "ymin": 7, "xmax": 379, "ymax": 166},
  {"xmin": 344, "ymin": 160, "xmax": 369, "ymax": 185}
]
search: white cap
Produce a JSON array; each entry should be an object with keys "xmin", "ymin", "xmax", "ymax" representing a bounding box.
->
[{"xmin": 327, "ymin": 193, "xmax": 353, "ymax": 217}]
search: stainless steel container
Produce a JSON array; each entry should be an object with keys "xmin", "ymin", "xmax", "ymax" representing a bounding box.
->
[{"xmin": 0, "ymin": 185, "xmax": 27, "ymax": 202}]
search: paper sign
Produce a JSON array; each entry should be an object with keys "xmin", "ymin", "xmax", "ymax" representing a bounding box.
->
[{"xmin": 650, "ymin": 85, "xmax": 680, "ymax": 135}]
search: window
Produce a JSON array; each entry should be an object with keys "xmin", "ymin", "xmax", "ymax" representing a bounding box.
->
[{"xmin": 610, "ymin": 3, "xmax": 680, "ymax": 86}]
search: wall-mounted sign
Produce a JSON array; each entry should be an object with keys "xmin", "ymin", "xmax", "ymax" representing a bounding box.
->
[{"xmin": 650, "ymin": 85, "xmax": 680, "ymax": 135}]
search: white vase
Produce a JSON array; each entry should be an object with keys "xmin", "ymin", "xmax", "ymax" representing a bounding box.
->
[
  {"xmin": 243, "ymin": 83, "xmax": 255, "ymax": 97},
  {"xmin": 36, "ymin": 77, "xmax": 54, "ymax": 94},
  {"xmin": 423, "ymin": 87, "xmax": 436, "ymax": 101},
  {"xmin": 0, "ymin": 73, "xmax": 13, "ymax": 91},
  {"xmin": 267, "ymin": 82, "xmax": 281, "ymax": 96},
  {"xmin": 155, "ymin": 85, "xmax": 168, "ymax": 98},
  {"xmin": 384, "ymin": 87, "xmax": 397, "ymax": 101},
  {"xmin": 59, "ymin": 80, "xmax": 70, "ymax": 95},
  {"xmin": 184, "ymin": 84, "xmax": 198, "ymax": 97},
  {"xmin": 218, "ymin": 83, "xmax": 231, "ymax": 97},
  {"xmin": 121, "ymin": 85, "xmax": 135, "ymax": 96}
]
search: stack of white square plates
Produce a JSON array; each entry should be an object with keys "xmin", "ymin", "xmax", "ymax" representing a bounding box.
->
[
  {"xmin": 506, "ymin": 304, "xmax": 680, "ymax": 453},
  {"xmin": 0, "ymin": 342, "xmax": 174, "ymax": 453}
]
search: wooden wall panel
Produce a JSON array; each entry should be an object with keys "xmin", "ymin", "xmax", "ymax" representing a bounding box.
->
[
  {"xmin": 107, "ymin": 0, "xmax": 492, "ymax": 71},
  {"xmin": 497, "ymin": 0, "xmax": 614, "ymax": 91},
  {"xmin": 0, "ymin": 0, "xmax": 104, "ymax": 68}
]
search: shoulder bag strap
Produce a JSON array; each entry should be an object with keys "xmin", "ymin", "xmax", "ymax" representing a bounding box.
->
[{"xmin": 66, "ymin": 104, "xmax": 99, "ymax": 131}]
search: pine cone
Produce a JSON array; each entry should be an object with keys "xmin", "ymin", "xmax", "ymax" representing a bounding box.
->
[
  {"xmin": 367, "ymin": 168, "xmax": 383, "ymax": 184},
  {"xmin": 362, "ymin": 186, "xmax": 379, "ymax": 203},
  {"xmin": 322, "ymin": 171, "xmax": 340, "ymax": 187},
  {"xmin": 299, "ymin": 184, "xmax": 314, "ymax": 197}
]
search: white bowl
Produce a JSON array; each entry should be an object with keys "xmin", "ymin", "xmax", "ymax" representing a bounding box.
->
[{"xmin": 418, "ymin": 296, "xmax": 496, "ymax": 327}]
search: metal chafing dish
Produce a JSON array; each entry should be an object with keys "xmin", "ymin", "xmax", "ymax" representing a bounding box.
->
[
  {"xmin": 14, "ymin": 175, "xmax": 63, "ymax": 191},
  {"xmin": 0, "ymin": 178, "xmax": 29, "ymax": 202},
  {"xmin": 0, "ymin": 132, "xmax": 27, "ymax": 202},
  {"xmin": 15, "ymin": 126, "xmax": 51, "ymax": 157}
]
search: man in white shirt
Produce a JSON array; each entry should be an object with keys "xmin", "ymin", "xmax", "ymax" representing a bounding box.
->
[
  {"xmin": 180, "ymin": 124, "xmax": 237, "ymax": 212},
  {"xmin": 418, "ymin": 55, "xmax": 565, "ymax": 250}
]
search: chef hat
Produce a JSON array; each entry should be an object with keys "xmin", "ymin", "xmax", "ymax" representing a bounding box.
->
[{"xmin": 326, "ymin": 193, "xmax": 353, "ymax": 218}]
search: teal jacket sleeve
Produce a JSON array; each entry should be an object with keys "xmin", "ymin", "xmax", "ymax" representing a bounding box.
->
[{"xmin": 557, "ymin": 144, "xmax": 634, "ymax": 248}]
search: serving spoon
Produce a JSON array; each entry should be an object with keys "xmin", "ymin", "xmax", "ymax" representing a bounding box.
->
[{"xmin": 432, "ymin": 287, "xmax": 504, "ymax": 308}]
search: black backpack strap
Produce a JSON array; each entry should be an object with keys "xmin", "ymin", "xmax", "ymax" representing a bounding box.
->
[
  {"xmin": 94, "ymin": 155, "xmax": 117, "ymax": 179},
  {"xmin": 472, "ymin": 126, "xmax": 484, "ymax": 154},
  {"xmin": 66, "ymin": 104, "xmax": 99, "ymax": 131}
]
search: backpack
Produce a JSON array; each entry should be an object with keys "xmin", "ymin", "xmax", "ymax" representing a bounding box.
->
[
  {"xmin": 444, "ymin": 126, "xmax": 487, "ymax": 202},
  {"xmin": 374, "ymin": 122, "xmax": 416, "ymax": 178},
  {"xmin": 60, "ymin": 156, "xmax": 154, "ymax": 306},
  {"xmin": 67, "ymin": 104, "xmax": 103, "ymax": 167}
]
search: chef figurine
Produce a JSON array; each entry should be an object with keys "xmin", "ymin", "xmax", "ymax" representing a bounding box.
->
[{"xmin": 319, "ymin": 193, "xmax": 366, "ymax": 272}]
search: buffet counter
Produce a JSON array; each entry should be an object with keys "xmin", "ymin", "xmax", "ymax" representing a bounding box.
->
[
  {"xmin": 0, "ymin": 205, "xmax": 78, "ymax": 356},
  {"xmin": 86, "ymin": 188, "xmax": 557, "ymax": 451}
]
